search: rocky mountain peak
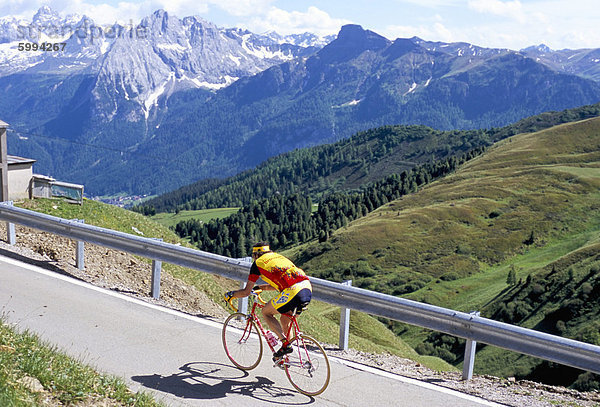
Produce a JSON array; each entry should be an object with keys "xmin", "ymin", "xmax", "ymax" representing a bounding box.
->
[
  {"xmin": 317, "ymin": 24, "xmax": 390, "ymax": 64},
  {"xmin": 32, "ymin": 6, "xmax": 61, "ymax": 25},
  {"xmin": 521, "ymin": 43, "xmax": 553, "ymax": 54},
  {"xmin": 384, "ymin": 37, "xmax": 422, "ymax": 59},
  {"xmin": 141, "ymin": 9, "xmax": 186, "ymax": 37},
  {"xmin": 336, "ymin": 24, "xmax": 389, "ymax": 50}
]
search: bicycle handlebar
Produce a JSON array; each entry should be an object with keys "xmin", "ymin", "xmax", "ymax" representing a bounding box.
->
[{"xmin": 224, "ymin": 288, "xmax": 267, "ymax": 312}]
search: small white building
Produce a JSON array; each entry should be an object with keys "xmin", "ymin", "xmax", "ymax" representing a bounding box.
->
[
  {"xmin": 7, "ymin": 155, "xmax": 36, "ymax": 200},
  {"xmin": 1, "ymin": 119, "xmax": 83, "ymax": 204},
  {"xmin": 30, "ymin": 174, "xmax": 84, "ymax": 204},
  {"xmin": 5, "ymin": 155, "xmax": 84, "ymax": 204}
]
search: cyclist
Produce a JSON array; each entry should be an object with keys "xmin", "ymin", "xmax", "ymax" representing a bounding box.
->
[{"xmin": 226, "ymin": 241, "xmax": 312, "ymax": 360}]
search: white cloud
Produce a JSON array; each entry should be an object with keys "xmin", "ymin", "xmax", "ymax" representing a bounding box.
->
[
  {"xmin": 0, "ymin": 1, "xmax": 347, "ymax": 37},
  {"xmin": 392, "ymin": 0, "xmax": 462, "ymax": 7},
  {"xmin": 70, "ymin": 2, "xmax": 148, "ymax": 24},
  {"xmin": 211, "ymin": 0, "xmax": 275, "ymax": 17},
  {"xmin": 521, "ymin": 0, "xmax": 600, "ymax": 48},
  {"xmin": 150, "ymin": 0, "xmax": 209, "ymax": 17},
  {"xmin": 0, "ymin": 0, "xmax": 211, "ymax": 25},
  {"xmin": 3, "ymin": 0, "xmax": 599, "ymax": 50},
  {"xmin": 0, "ymin": 0, "xmax": 43, "ymax": 19},
  {"xmin": 384, "ymin": 21, "xmax": 455, "ymax": 43},
  {"xmin": 467, "ymin": 0, "xmax": 525, "ymax": 22},
  {"xmin": 69, "ymin": 0, "xmax": 276, "ymax": 22},
  {"xmin": 460, "ymin": 0, "xmax": 600, "ymax": 49},
  {"xmin": 76, "ymin": 0, "xmax": 210, "ymax": 24},
  {"xmin": 244, "ymin": 6, "xmax": 351, "ymax": 35}
]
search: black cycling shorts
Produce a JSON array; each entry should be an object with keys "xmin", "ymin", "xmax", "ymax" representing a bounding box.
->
[{"xmin": 272, "ymin": 280, "xmax": 312, "ymax": 315}]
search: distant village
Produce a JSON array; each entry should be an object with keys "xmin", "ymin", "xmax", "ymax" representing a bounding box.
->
[{"xmin": 92, "ymin": 194, "xmax": 151, "ymax": 208}]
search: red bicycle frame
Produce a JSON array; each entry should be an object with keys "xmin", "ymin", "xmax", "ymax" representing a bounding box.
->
[{"xmin": 243, "ymin": 292, "xmax": 301, "ymax": 353}]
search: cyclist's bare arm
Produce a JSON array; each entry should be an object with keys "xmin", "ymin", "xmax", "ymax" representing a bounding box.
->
[
  {"xmin": 227, "ymin": 280, "xmax": 275, "ymax": 299},
  {"xmin": 255, "ymin": 284, "xmax": 276, "ymax": 291},
  {"xmin": 226, "ymin": 279, "xmax": 254, "ymax": 299}
]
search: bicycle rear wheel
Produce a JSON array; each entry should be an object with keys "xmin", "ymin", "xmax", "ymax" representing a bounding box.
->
[
  {"xmin": 222, "ymin": 312, "xmax": 263, "ymax": 370},
  {"xmin": 284, "ymin": 334, "xmax": 330, "ymax": 396}
]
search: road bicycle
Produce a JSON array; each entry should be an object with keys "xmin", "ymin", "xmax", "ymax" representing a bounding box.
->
[{"xmin": 222, "ymin": 288, "xmax": 331, "ymax": 396}]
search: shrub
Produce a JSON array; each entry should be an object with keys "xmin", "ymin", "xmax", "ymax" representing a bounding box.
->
[
  {"xmin": 572, "ymin": 372, "xmax": 600, "ymax": 392},
  {"xmin": 395, "ymin": 281, "xmax": 426, "ymax": 295},
  {"xmin": 434, "ymin": 348, "xmax": 457, "ymax": 363},
  {"xmin": 488, "ymin": 210, "xmax": 502, "ymax": 219},
  {"xmin": 415, "ymin": 342, "xmax": 435, "ymax": 356},
  {"xmin": 581, "ymin": 282, "xmax": 593, "ymax": 296},
  {"xmin": 440, "ymin": 272, "xmax": 459, "ymax": 281},
  {"xmin": 531, "ymin": 283, "xmax": 545, "ymax": 296}
]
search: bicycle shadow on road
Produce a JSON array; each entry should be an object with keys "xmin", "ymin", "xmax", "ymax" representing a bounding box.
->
[{"xmin": 131, "ymin": 361, "xmax": 315, "ymax": 404}]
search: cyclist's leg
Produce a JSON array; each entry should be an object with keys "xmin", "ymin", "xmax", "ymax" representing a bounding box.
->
[
  {"xmin": 280, "ymin": 313, "xmax": 293, "ymax": 341},
  {"xmin": 262, "ymin": 301, "xmax": 286, "ymax": 341},
  {"xmin": 274, "ymin": 283, "xmax": 312, "ymax": 341}
]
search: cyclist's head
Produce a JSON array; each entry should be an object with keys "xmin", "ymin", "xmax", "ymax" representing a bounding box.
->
[{"xmin": 252, "ymin": 242, "xmax": 271, "ymax": 259}]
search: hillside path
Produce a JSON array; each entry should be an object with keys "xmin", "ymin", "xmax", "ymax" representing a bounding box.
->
[{"xmin": 0, "ymin": 254, "xmax": 499, "ymax": 407}]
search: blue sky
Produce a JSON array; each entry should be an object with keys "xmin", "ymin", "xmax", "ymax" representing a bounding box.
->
[{"xmin": 2, "ymin": 0, "xmax": 599, "ymax": 50}]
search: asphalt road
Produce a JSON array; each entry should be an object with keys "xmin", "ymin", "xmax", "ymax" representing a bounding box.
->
[{"xmin": 0, "ymin": 254, "xmax": 501, "ymax": 406}]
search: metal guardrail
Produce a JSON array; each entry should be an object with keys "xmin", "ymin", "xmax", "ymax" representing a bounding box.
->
[{"xmin": 1, "ymin": 202, "xmax": 599, "ymax": 377}]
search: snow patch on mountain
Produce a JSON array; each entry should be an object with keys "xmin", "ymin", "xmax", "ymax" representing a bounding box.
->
[
  {"xmin": 332, "ymin": 99, "xmax": 362, "ymax": 108},
  {"xmin": 190, "ymin": 75, "xmax": 238, "ymax": 90},
  {"xmin": 143, "ymin": 71, "xmax": 174, "ymax": 118},
  {"xmin": 404, "ymin": 82, "xmax": 418, "ymax": 95}
]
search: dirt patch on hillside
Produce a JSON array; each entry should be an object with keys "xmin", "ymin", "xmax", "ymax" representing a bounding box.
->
[{"xmin": 0, "ymin": 223, "xmax": 228, "ymax": 320}]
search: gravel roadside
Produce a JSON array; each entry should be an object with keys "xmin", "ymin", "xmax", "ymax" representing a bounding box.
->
[{"xmin": 1, "ymin": 223, "xmax": 599, "ymax": 407}]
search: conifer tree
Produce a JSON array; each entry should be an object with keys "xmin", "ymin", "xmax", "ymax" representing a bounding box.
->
[{"xmin": 507, "ymin": 265, "xmax": 517, "ymax": 286}]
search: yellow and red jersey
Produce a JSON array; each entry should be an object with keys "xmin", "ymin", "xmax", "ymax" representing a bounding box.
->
[{"xmin": 249, "ymin": 252, "xmax": 309, "ymax": 291}]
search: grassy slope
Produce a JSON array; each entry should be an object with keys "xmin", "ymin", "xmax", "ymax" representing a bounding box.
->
[
  {"xmin": 150, "ymin": 207, "xmax": 240, "ymax": 228},
  {"xmin": 294, "ymin": 117, "xmax": 600, "ymax": 376},
  {"xmin": 14, "ymin": 198, "xmax": 453, "ymax": 372}
]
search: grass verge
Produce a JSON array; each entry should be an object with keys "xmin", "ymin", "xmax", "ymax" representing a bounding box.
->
[{"xmin": 0, "ymin": 318, "xmax": 163, "ymax": 406}]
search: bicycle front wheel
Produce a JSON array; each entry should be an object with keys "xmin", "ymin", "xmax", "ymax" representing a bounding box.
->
[
  {"xmin": 222, "ymin": 312, "xmax": 263, "ymax": 370},
  {"xmin": 284, "ymin": 334, "xmax": 331, "ymax": 396}
]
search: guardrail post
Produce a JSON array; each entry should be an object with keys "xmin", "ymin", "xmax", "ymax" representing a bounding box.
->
[
  {"xmin": 73, "ymin": 219, "xmax": 84, "ymax": 270},
  {"xmin": 0, "ymin": 121, "xmax": 8, "ymax": 202},
  {"xmin": 339, "ymin": 280, "xmax": 352, "ymax": 350},
  {"xmin": 462, "ymin": 311, "xmax": 480, "ymax": 380},
  {"xmin": 5, "ymin": 201, "xmax": 15, "ymax": 245},
  {"xmin": 239, "ymin": 281, "xmax": 248, "ymax": 314},
  {"xmin": 7, "ymin": 220, "xmax": 15, "ymax": 245},
  {"xmin": 151, "ymin": 238, "xmax": 163, "ymax": 299}
]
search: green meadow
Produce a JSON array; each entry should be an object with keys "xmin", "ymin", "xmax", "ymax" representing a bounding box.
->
[{"xmin": 151, "ymin": 207, "xmax": 240, "ymax": 228}]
